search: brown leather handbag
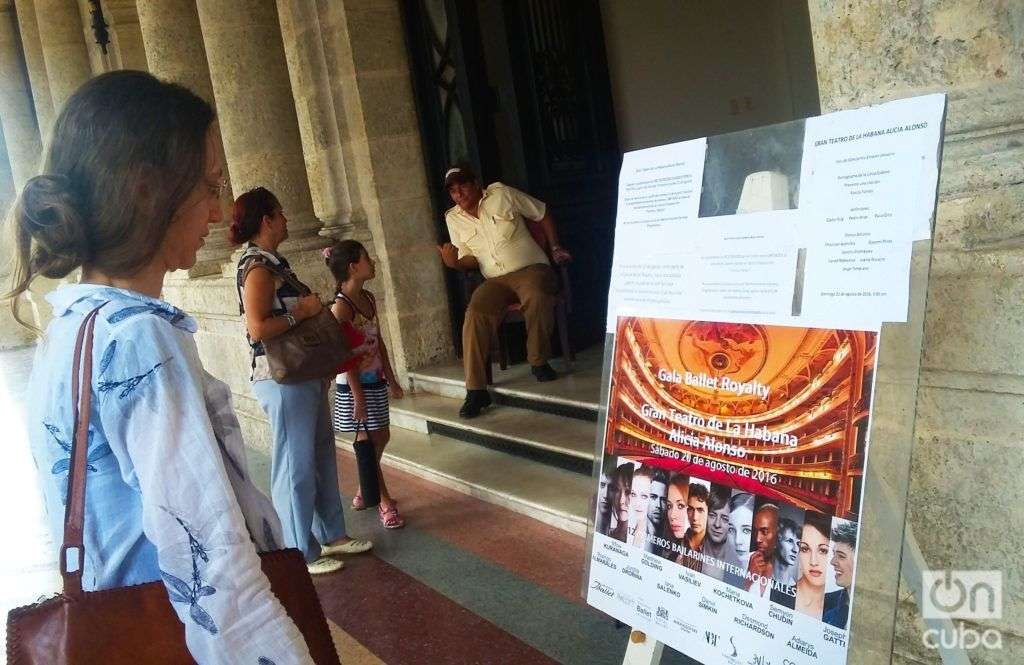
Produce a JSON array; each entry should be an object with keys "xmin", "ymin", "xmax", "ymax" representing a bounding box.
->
[
  {"xmin": 239, "ymin": 259, "xmax": 352, "ymax": 384},
  {"xmin": 6, "ymin": 306, "xmax": 341, "ymax": 664}
]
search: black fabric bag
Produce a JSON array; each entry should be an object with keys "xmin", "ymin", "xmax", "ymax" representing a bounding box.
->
[{"xmin": 352, "ymin": 422, "xmax": 381, "ymax": 508}]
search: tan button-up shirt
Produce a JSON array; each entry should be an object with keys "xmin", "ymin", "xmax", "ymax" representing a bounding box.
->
[{"xmin": 445, "ymin": 182, "xmax": 550, "ymax": 279}]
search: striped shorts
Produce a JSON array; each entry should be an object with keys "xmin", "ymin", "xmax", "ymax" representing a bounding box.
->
[{"xmin": 333, "ymin": 380, "xmax": 390, "ymax": 432}]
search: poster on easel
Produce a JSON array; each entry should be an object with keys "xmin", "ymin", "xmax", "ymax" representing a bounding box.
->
[{"xmin": 586, "ymin": 93, "xmax": 946, "ymax": 665}]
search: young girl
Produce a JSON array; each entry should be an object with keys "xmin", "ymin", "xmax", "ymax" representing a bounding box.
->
[{"xmin": 325, "ymin": 240, "xmax": 406, "ymax": 528}]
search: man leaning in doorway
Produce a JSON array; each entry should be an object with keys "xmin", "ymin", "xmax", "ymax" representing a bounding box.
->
[{"xmin": 437, "ymin": 163, "xmax": 571, "ymax": 418}]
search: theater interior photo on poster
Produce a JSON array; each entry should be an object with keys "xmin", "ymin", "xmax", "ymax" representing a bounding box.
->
[{"xmin": 606, "ymin": 317, "xmax": 876, "ymax": 519}]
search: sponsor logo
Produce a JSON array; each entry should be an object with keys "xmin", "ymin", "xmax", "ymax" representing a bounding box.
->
[
  {"xmin": 654, "ymin": 606, "xmax": 669, "ymax": 627},
  {"xmin": 704, "ymin": 630, "xmax": 720, "ymax": 647},
  {"xmin": 673, "ymin": 618, "xmax": 700, "ymax": 635},
  {"xmin": 746, "ymin": 655, "xmax": 772, "ymax": 665},
  {"xmin": 589, "ymin": 580, "xmax": 614, "ymax": 597},
  {"xmin": 721, "ymin": 635, "xmax": 743, "ymax": 665},
  {"xmin": 635, "ymin": 603, "xmax": 653, "ymax": 619}
]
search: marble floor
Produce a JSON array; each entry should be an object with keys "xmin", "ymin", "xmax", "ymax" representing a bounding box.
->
[{"xmin": 1, "ymin": 345, "xmax": 697, "ymax": 664}]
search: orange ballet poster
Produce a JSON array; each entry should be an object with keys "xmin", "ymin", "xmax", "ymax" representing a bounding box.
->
[
  {"xmin": 588, "ymin": 317, "xmax": 877, "ymax": 664},
  {"xmin": 604, "ymin": 317, "xmax": 877, "ymax": 519}
]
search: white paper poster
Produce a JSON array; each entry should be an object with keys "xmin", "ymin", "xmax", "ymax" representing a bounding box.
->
[
  {"xmin": 590, "ymin": 93, "xmax": 947, "ymax": 664},
  {"xmin": 604, "ymin": 93, "xmax": 946, "ymax": 333}
]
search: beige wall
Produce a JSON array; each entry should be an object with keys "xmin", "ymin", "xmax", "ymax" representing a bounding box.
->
[
  {"xmin": 808, "ymin": 3, "xmax": 1024, "ymax": 663},
  {"xmin": 599, "ymin": 0, "xmax": 819, "ymax": 150}
]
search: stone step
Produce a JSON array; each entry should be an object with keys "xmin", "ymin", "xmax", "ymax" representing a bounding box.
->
[
  {"xmin": 342, "ymin": 426, "xmax": 593, "ymax": 536},
  {"xmin": 390, "ymin": 393, "xmax": 598, "ymax": 474},
  {"xmin": 408, "ymin": 345, "xmax": 605, "ymax": 423}
]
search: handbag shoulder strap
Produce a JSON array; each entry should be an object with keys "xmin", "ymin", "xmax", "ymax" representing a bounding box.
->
[
  {"xmin": 61, "ymin": 303, "xmax": 106, "ymax": 598},
  {"xmin": 236, "ymin": 249, "xmax": 313, "ymax": 311}
]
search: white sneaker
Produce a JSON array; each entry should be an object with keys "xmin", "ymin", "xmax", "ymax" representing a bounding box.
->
[
  {"xmin": 306, "ymin": 556, "xmax": 344, "ymax": 575},
  {"xmin": 321, "ymin": 539, "xmax": 373, "ymax": 556}
]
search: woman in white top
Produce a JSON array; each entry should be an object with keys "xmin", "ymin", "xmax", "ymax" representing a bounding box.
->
[{"xmin": 11, "ymin": 71, "xmax": 316, "ymax": 664}]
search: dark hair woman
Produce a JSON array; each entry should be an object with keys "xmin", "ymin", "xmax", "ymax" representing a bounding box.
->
[
  {"xmin": 10, "ymin": 71, "xmax": 316, "ymax": 662},
  {"xmin": 232, "ymin": 188, "xmax": 371, "ymax": 574},
  {"xmin": 607, "ymin": 462, "xmax": 633, "ymax": 542},
  {"xmin": 659, "ymin": 473, "xmax": 690, "ymax": 560},
  {"xmin": 795, "ymin": 511, "xmax": 832, "ymax": 620}
]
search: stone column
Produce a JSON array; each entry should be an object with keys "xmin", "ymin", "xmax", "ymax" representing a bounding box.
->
[
  {"xmin": 97, "ymin": 0, "xmax": 147, "ymax": 71},
  {"xmin": 316, "ymin": 1, "xmax": 453, "ymax": 380},
  {"xmin": 34, "ymin": 0, "xmax": 91, "ymax": 113},
  {"xmin": 807, "ymin": 2, "xmax": 1024, "ymax": 662},
  {"xmin": 13, "ymin": 0, "xmax": 53, "ymax": 137},
  {"xmin": 137, "ymin": 0, "xmax": 233, "ymax": 276},
  {"xmin": 74, "ymin": 0, "xmax": 107, "ymax": 74},
  {"xmin": 195, "ymin": 0, "xmax": 326, "ymax": 254},
  {"xmin": 276, "ymin": 0, "xmax": 357, "ymax": 240},
  {"xmin": 0, "ymin": 0, "xmax": 42, "ymax": 188},
  {"xmin": 0, "ymin": 125, "xmax": 33, "ymax": 349}
]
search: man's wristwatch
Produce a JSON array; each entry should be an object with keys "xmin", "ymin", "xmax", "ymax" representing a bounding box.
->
[{"xmin": 283, "ymin": 313, "xmax": 297, "ymax": 328}]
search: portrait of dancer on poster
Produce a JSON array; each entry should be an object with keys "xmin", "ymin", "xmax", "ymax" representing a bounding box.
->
[
  {"xmin": 823, "ymin": 518, "xmax": 857, "ymax": 629},
  {"xmin": 628, "ymin": 465, "xmax": 654, "ymax": 548},
  {"xmin": 596, "ymin": 455, "xmax": 616, "ymax": 535},
  {"xmin": 608, "ymin": 462, "xmax": 633, "ymax": 542},
  {"xmin": 643, "ymin": 468, "xmax": 668, "ymax": 553},
  {"xmin": 701, "ymin": 484, "xmax": 743, "ymax": 586},
  {"xmin": 795, "ymin": 511, "xmax": 833, "ymax": 620},
  {"xmin": 775, "ymin": 517, "xmax": 801, "ymax": 586},
  {"xmin": 678, "ymin": 483, "xmax": 710, "ymax": 572},
  {"xmin": 746, "ymin": 502, "xmax": 780, "ymax": 598},
  {"xmin": 659, "ymin": 473, "xmax": 689, "ymax": 561},
  {"xmin": 729, "ymin": 491, "xmax": 755, "ymax": 569},
  {"xmin": 770, "ymin": 516, "xmax": 801, "ymax": 609}
]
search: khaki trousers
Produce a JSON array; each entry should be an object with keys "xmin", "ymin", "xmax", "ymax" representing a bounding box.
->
[{"xmin": 463, "ymin": 263, "xmax": 559, "ymax": 390}]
